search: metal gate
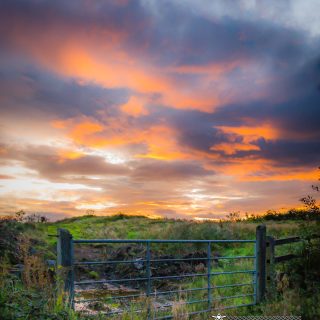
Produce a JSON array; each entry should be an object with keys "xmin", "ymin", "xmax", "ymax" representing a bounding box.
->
[{"xmin": 57, "ymin": 227, "xmax": 268, "ymax": 318}]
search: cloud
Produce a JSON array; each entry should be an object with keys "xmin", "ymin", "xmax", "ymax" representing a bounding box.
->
[
  {"xmin": 0, "ymin": 65, "xmax": 129, "ymax": 119},
  {"xmin": 0, "ymin": 144, "xmax": 129, "ymax": 182},
  {"xmin": 2, "ymin": 0, "xmax": 314, "ymax": 113},
  {"xmin": 132, "ymin": 159, "xmax": 213, "ymax": 181},
  {"xmin": 1, "ymin": 0, "xmax": 320, "ymax": 219},
  {"xmin": 0, "ymin": 174, "xmax": 14, "ymax": 179}
]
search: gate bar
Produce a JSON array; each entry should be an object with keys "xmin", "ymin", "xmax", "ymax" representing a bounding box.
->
[
  {"xmin": 73, "ymin": 239, "xmax": 255, "ymax": 244},
  {"xmin": 74, "ymin": 255, "xmax": 255, "ymax": 265},
  {"xmin": 207, "ymin": 242, "xmax": 211, "ymax": 308}
]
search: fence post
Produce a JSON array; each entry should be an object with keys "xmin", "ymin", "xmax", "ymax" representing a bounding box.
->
[
  {"xmin": 266, "ymin": 235, "xmax": 275, "ymax": 297},
  {"xmin": 57, "ymin": 228, "xmax": 74, "ymax": 307},
  {"xmin": 256, "ymin": 225, "xmax": 266, "ymax": 303}
]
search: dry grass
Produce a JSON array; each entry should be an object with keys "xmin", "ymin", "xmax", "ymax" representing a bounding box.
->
[
  {"xmin": 18, "ymin": 235, "xmax": 51, "ymax": 290},
  {"xmin": 172, "ymin": 299, "xmax": 189, "ymax": 320}
]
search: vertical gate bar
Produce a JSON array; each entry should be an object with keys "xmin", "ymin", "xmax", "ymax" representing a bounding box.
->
[
  {"xmin": 256, "ymin": 225, "xmax": 266, "ymax": 303},
  {"xmin": 253, "ymin": 241, "xmax": 257, "ymax": 305},
  {"xmin": 207, "ymin": 242, "xmax": 211, "ymax": 309},
  {"xmin": 146, "ymin": 241, "xmax": 151, "ymax": 319},
  {"xmin": 146, "ymin": 241, "xmax": 151, "ymax": 296}
]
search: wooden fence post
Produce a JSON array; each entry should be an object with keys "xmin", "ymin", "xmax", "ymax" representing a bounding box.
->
[
  {"xmin": 256, "ymin": 225, "xmax": 266, "ymax": 303},
  {"xmin": 57, "ymin": 228, "xmax": 74, "ymax": 306},
  {"xmin": 266, "ymin": 235, "xmax": 275, "ymax": 297}
]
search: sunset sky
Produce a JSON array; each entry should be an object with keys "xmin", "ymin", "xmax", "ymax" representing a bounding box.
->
[{"xmin": 0, "ymin": 0, "xmax": 320, "ymax": 220}]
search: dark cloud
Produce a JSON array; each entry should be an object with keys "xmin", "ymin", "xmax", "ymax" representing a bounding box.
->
[
  {"xmin": 212, "ymin": 55, "xmax": 320, "ymax": 130},
  {"xmin": 256, "ymin": 139, "xmax": 320, "ymax": 167},
  {"xmin": 121, "ymin": 0, "xmax": 315, "ymax": 69},
  {"xmin": 29, "ymin": 154, "xmax": 129, "ymax": 180},
  {"xmin": 137, "ymin": 106, "xmax": 227, "ymax": 152},
  {"xmin": 0, "ymin": 65, "xmax": 129, "ymax": 118},
  {"xmin": 131, "ymin": 159, "xmax": 213, "ymax": 181},
  {"xmin": 0, "ymin": 0, "xmax": 316, "ymax": 68},
  {"xmin": 1, "ymin": 144, "xmax": 129, "ymax": 181},
  {"xmin": 0, "ymin": 0, "xmax": 149, "ymax": 58},
  {"xmin": 157, "ymin": 8, "xmax": 306, "ymax": 66}
]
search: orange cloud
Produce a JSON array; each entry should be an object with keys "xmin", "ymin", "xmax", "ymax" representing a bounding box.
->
[
  {"xmin": 56, "ymin": 45, "xmax": 225, "ymax": 111},
  {"xmin": 57, "ymin": 150, "xmax": 84, "ymax": 162},
  {"xmin": 135, "ymin": 125, "xmax": 180, "ymax": 160},
  {"xmin": 211, "ymin": 124, "xmax": 279, "ymax": 155},
  {"xmin": 121, "ymin": 96, "xmax": 149, "ymax": 117},
  {"xmin": 218, "ymin": 124, "xmax": 279, "ymax": 141},
  {"xmin": 212, "ymin": 142, "xmax": 260, "ymax": 155},
  {"xmin": 214, "ymin": 157, "xmax": 317, "ymax": 182},
  {"xmin": 0, "ymin": 146, "xmax": 8, "ymax": 155},
  {"xmin": 241, "ymin": 168, "xmax": 319, "ymax": 182},
  {"xmin": 7, "ymin": 18, "xmax": 241, "ymax": 113},
  {"xmin": 70, "ymin": 121, "xmax": 104, "ymax": 144},
  {"xmin": 51, "ymin": 120, "xmax": 67, "ymax": 129},
  {"xmin": 52, "ymin": 117, "xmax": 186, "ymax": 161}
]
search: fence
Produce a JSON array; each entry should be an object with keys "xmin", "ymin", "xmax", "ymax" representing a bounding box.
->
[
  {"xmin": 56, "ymin": 225, "xmax": 315, "ymax": 318},
  {"xmin": 265, "ymin": 232, "xmax": 320, "ymax": 295}
]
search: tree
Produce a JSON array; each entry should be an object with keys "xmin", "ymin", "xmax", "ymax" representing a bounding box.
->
[
  {"xmin": 15, "ymin": 210, "xmax": 26, "ymax": 222},
  {"xmin": 299, "ymin": 167, "xmax": 319, "ymax": 213},
  {"xmin": 86, "ymin": 209, "xmax": 95, "ymax": 216},
  {"xmin": 226, "ymin": 211, "xmax": 241, "ymax": 222}
]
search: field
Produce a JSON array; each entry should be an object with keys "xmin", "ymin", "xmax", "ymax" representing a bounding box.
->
[{"xmin": 1, "ymin": 213, "xmax": 320, "ymax": 319}]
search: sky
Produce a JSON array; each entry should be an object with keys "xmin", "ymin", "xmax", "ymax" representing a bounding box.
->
[{"xmin": 0, "ymin": 0, "xmax": 320, "ymax": 221}]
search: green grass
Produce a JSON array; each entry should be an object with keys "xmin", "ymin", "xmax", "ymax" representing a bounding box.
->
[{"xmin": 1, "ymin": 213, "xmax": 319, "ymax": 319}]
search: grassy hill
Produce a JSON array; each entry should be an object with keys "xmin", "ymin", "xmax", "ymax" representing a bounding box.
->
[
  {"xmin": 1, "ymin": 213, "xmax": 319, "ymax": 319},
  {"xmin": 47, "ymin": 214, "xmax": 299, "ymax": 238}
]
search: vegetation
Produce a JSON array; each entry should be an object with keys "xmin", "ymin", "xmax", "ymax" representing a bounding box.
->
[{"xmin": 0, "ymin": 204, "xmax": 319, "ymax": 319}]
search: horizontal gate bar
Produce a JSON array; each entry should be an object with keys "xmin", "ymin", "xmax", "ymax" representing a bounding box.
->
[
  {"xmin": 155, "ymin": 309, "xmax": 211, "ymax": 320},
  {"xmin": 74, "ymin": 255, "xmax": 256, "ymax": 265},
  {"xmin": 74, "ymin": 286, "xmax": 210, "ymax": 301},
  {"xmin": 151, "ymin": 270, "xmax": 255, "ymax": 281},
  {"xmin": 212, "ymin": 293, "xmax": 255, "ymax": 301},
  {"xmin": 213, "ymin": 281, "xmax": 255, "ymax": 289},
  {"xmin": 74, "ymin": 293, "xmax": 143, "ymax": 302},
  {"xmin": 74, "ymin": 270, "xmax": 255, "ymax": 285},
  {"xmin": 153, "ymin": 295, "xmax": 256, "ymax": 311},
  {"xmin": 73, "ymin": 239, "xmax": 255, "ymax": 244},
  {"xmin": 158, "ymin": 298, "xmax": 209, "ymax": 308},
  {"xmin": 75, "ymin": 292, "xmax": 255, "ymax": 304},
  {"xmin": 101, "ymin": 299, "xmax": 256, "ymax": 319},
  {"xmin": 155, "ymin": 301, "xmax": 256, "ymax": 320},
  {"xmin": 75, "ymin": 277, "xmax": 147, "ymax": 285},
  {"xmin": 214, "ymin": 302, "xmax": 256, "ymax": 310},
  {"xmin": 74, "ymin": 282, "xmax": 255, "ymax": 304},
  {"xmin": 94, "ymin": 295, "xmax": 256, "ymax": 318}
]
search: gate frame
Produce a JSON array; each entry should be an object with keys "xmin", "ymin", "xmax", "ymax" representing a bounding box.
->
[
  {"xmin": 57, "ymin": 225, "xmax": 292, "ymax": 311},
  {"xmin": 57, "ymin": 224, "xmax": 315, "ymax": 317},
  {"xmin": 57, "ymin": 228, "xmax": 74, "ymax": 306}
]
